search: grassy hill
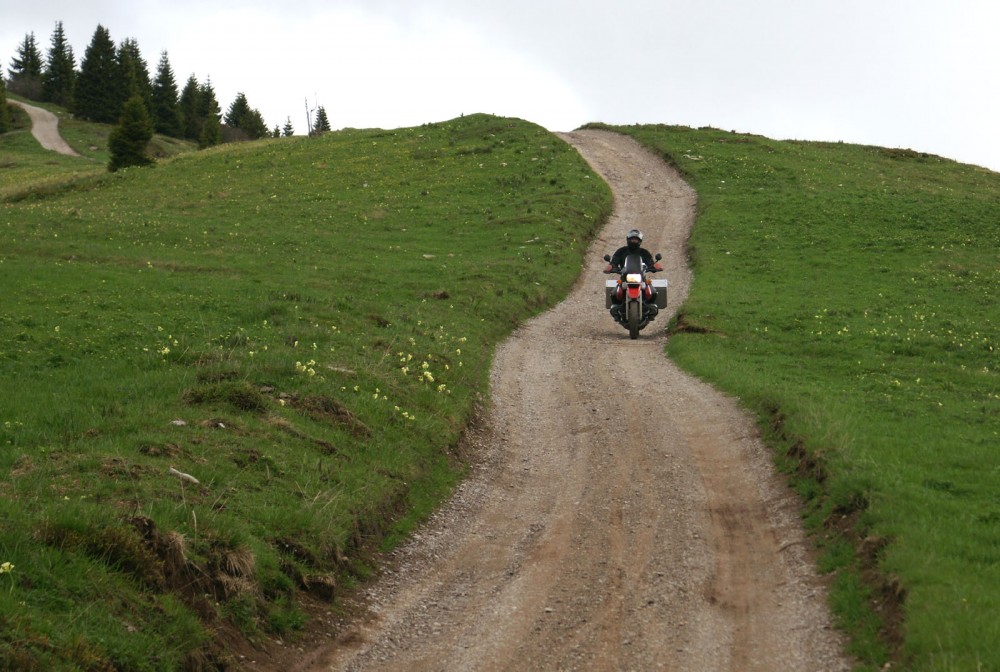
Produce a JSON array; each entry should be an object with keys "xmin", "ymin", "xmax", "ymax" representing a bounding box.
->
[
  {"xmin": 4, "ymin": 103, "xmax": 1000, "ymax": 671},
  {"xmin": 0, "ymin": 112, "xmax": 611, "ymax": 669},
  {"xmin": 2, "ymin": 95, "xmax": 195, "ymax": 201},
  {"xmin": 599, "ymin": 124, "xmax": 1000, "ymax": 671}
]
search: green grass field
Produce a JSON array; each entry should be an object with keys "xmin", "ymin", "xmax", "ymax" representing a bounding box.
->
[
  {"xmin": 4, "ymin": 100, "xmax": 1000, "ymax": 671},
  {"xmin": 602, "ymin": 124, "xmax": 1000, "ymax": 671},
  {"xmin": 1, "ymin": 111, "xmax": 611, "ymax": 669},
  {"xmin": 2, "ymin": 95, "xmax": 193, "ymax": 202}
]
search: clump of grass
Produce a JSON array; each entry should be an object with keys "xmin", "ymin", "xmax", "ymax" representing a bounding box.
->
[
  {"xmin": 291, "ymin": 394, "xmax": 370, "ymax": 437},
  {"xmin": 182, "ymin": 381, "xmax": 269, "ymax": 414}
]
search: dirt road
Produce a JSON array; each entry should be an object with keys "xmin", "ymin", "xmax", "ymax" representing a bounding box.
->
[
  {"xmin": 293, "ymin": 130, "xmax": 850, "ymax": 671},
  {"xmin": 9, "ymin": 99, "xmax": 82, "ymax": 157}
]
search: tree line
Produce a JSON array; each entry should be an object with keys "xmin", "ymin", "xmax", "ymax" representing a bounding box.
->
[
  {"xmin": 3, "ymin": 22, "xmax": 339, "ymax": 170},
  {"xmin": 4, "ymin": 22, "xmax": 295, "ymax": 145}
]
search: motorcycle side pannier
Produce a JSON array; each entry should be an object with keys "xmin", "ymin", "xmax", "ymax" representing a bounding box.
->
[{"xmin": 652, "ymin": 278, "xmax": 668, "ymax": 309}]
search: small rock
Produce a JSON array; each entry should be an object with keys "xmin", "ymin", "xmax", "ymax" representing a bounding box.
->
[{"xmin": 168, "ymin": 467, "xmax": 200, "ymax": 484}]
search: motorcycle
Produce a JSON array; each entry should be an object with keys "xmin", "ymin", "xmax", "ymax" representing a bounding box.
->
[{"xmin": 603, "ymin": 252, "xmax": 668, "ymax": 339}]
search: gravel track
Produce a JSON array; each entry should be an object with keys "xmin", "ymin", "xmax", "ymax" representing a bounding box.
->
[
  {"xmin": 9, "ymin": 99, "xmax": 82, "ymax": 157},
  {"xmin": 282, "ymin": 129, "xmax": 852, "ymax": 672}
]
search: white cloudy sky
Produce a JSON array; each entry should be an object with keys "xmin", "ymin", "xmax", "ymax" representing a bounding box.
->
[{"xmin": 4, "ymin": 0, "xmax": 999, "ymax": 172}]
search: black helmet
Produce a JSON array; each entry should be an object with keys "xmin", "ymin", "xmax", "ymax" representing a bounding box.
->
[{"xmin": 626, "ymin": 229, "xmax": 643, "ymax": 251}]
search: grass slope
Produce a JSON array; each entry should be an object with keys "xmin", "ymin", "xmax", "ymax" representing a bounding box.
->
[
  {"xmin": 0, "ymin": 113, "xmax": 611, "ymax": 670},
  {"xmin": 604, "ymin": 124, "xmax": 1000, "ymax": 671},
  {"xmin": 2, "ymin": 95, "xmax": 194, "ymax": 201}
]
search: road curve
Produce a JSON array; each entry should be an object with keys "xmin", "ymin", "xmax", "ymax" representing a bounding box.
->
[
  {"xmin": 292, "ymin": 129, "xmax": 851, "ymax": 672},
  {"xmin": 9, "ymin": 99, "xmax": 82, "ymax": 157}
]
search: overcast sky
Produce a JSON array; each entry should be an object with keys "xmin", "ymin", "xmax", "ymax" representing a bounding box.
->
[{"xmin": 4, "ymin": 0, "xmax": 999, "ymax": 172}]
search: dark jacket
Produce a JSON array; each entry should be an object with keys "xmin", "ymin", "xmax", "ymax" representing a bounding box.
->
[{"xmin": 610, "ymin": 245, "xmax": 656, "ymax": 270}]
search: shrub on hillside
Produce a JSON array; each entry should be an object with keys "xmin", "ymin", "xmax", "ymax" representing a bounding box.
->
[{"xmin": 108, "ymin": 95, "xmax": 154, "ymax": 172}]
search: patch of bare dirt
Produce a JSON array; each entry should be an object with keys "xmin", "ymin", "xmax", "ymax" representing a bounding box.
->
[{"xmin": 264, "ymin": 130, "xmax": 851, "ymax": 671}]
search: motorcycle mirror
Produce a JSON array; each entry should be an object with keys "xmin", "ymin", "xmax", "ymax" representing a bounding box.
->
[
  {"xmin": 655, "ymin": 253, "xmax": 662, "ymax": 261},
  {"xmin": 603, "ymin": 254, "xmax": 611, "ymax": 262}
]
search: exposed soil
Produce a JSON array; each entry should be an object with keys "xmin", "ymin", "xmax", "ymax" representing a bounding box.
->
[
  {"xmin": 256, "ymin": 130, "xmax": 852, "ymax": 671},
  {"xmin": 9, "ymin": 99, "xmax": 82, "ymax": 157}
]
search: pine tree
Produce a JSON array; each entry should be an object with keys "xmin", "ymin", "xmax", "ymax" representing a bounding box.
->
[
  {"xmin": 9, "ymin": 32, "xmax": 44, "ymax": 99},
  {"xmin": 224, "ymin": 92, "xmax": 269, "ymax": 140},
  {"xmin": 224, "ymin": 92, "xmax": 252, "ymax": 128},
  {"xmin": 199, "ymin": 110, "xmax": 221, "ymax": 149},
  {"xmin": 43, "ymin": 21, "xmax": 76, "ymax": 108},
  {"xmin": 283, "ymin": 117, "xmax": 294, "ymax": 137},
  {"xmin": 75, "ymin": 25, "xmax": 121, "ymax": 123},
  {"xmin": 197, "ymin": 80, "xmax": 222, "ymax": 148},
  {"xmin": 0, "ymin": 67, "xmax": 10, "ymax": 133},
  {"xmin": 241, "ymin": 109, "xmax": 269, "ymax": 140},
  {"xmin": 313, "ymin": 106, "xmax": 331, "ymax": 135},
  {"xmin": 108, "ymin": 94, "xmax": 154, "ymax": 172},
  {"xmin": 150, "ymin": 52, "xmax": 181, "ymax": 137},
  {"xmin": 178, "ymin": 74, "xmax": 201, "ymax": 141},
  {"xmin": 117, "ymin": 39, "xmax": 152, "ymax": 113}
]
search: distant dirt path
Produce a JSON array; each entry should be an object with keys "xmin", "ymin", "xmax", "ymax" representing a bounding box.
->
[
  {"xmin": 291, "ymin": 130, "xmax": 850, "ymax": 671},
  {"xmin": 9, "ymin": 99, "xmax": 82, "ymax": 157}
]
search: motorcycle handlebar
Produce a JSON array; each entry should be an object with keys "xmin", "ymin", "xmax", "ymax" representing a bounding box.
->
[
  {"xmin": 603, "ymin": 254, "xmax": 663, "ymax": 274},
  {"xmin": 605, "ymin": 266, "xmax": 661, "ymax": 274}
]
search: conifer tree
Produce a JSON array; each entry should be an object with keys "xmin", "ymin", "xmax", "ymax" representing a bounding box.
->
[
  {"xmin": 75, "ymin": 25, "xmax": 121, "ymax": 123},
  {"xmin": 108, "ymin": 94, "xmax": 154, "ymax": 172},
  {"xmin": 151, "ymin": 51, "xmax": 181, "ymax": 137},
  {"xmin": 241, "ymin": 108, "xmax": 269, "ymax": 140},
  {"xmin": 224, "ymin": 92, "xmax": 252, "ymax": 128},
  {"xmin": 313, "ymin": 106, "xmax": 331, "ymax": 135},
  {"xmin": 199, "ymin": 109, "xmax": 221, "ymax": 148},
  {"xmin": 283, "ymin": 117, "xmax": 294, "ymax": 137},
  {"xmin": 117, "ymin": 38, "xmax": 152, "ymax": 112},
  {"xmin": 9, "ymin": 32, "xmax": 44, "ymax": 99},
  {"xmin": 178, "ymin": 74, "xmax": 201, "ymax": 141},
  {"xmin": 224, "ymin": 92, "xmax": 268, "ymax": 140},
  {"xmin": 197, "ymin": 80, "xmax": 222, "ymax": 148},
  {"xmin": 0, "ymin": 67, "xmax": 10, "ymax": 133},
  {"xmin": 43, "ymin": 21, "xmax": 76, "ymax": 107}
]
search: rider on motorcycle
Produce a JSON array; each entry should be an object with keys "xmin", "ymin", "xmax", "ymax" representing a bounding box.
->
[
  {"xmin": 607, "ymin": 229, "xmax": 660, "ymax": 322},
  {"xmin": 609, "ymin": 228, "xmax": 657, "ymax": 270}
]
